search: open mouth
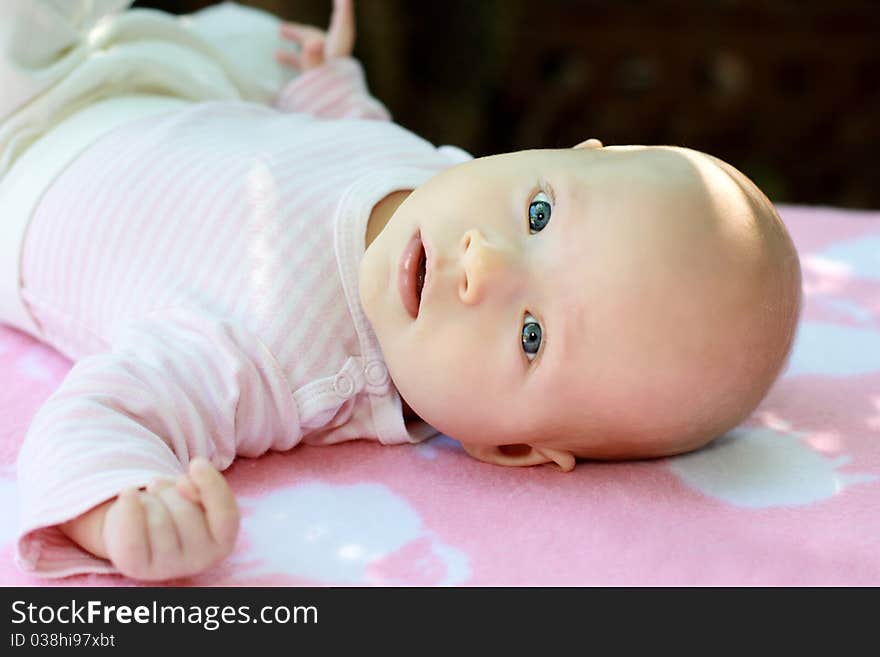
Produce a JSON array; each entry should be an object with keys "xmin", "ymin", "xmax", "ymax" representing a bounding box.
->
[
  {"xmin": 416, "ymin": 244, "xmax": 426, "ymax": 303},
  {"xmin": 399, "ymin": 231, "xmax": 427, "ymax": 319}
]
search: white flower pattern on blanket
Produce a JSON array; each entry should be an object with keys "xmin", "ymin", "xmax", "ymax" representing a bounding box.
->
[
  {"xmin": 785, "ymin": 322, "xmax": 880, "ymax": 376},
  {"xmin": 817, "ymin": 235, "xmax": 880, "ymax": 281},
  {"xmin": 233, "ymin": 482, "xmax": 470, "ymax": 585},
  {"xmin": 668, "ymin": 428, "xmax": 876, "ymax": 508}
]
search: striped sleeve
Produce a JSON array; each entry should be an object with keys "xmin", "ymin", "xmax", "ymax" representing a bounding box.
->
[
  {"xmin": 15, "ymin": 308, "xmax": 301, "ymax": 577},
  {"xmin": 274, "ymin": 57, "xmax": 391, "ymax": 121}
]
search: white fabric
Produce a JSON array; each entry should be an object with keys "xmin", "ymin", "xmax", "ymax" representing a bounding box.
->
[{"xmin": 0, "ymin": 94, "xmax": 187, "ymax": 335}]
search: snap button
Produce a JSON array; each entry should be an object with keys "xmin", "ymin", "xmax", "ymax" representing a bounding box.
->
[
  {"xmin": 333, "ymin": 372, "xmax": 355, "ymax": 398},
  {"xmin": 364, "ymin": 360, "xmax": 389, "ymax": 386}
]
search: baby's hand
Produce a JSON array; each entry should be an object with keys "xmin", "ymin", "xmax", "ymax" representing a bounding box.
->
[
  {"xmin": 276, "ymin": 0, "xmax": 355, "ymax": 71},
  {"xmin": 102, "ymin": 458, "xmax": 240, "ymax": 581}
]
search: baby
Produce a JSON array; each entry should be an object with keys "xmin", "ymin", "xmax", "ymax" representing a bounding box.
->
[{"xmin": 1, "ymin": 0, "xmax": 802, "ymax": 581}]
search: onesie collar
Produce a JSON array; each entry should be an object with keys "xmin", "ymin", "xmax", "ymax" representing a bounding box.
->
[{"xmin": 333, "ymin": 165, "xmax": 444, "ymax": 445}]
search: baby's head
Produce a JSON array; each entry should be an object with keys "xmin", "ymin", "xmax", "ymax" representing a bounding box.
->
[{"xmin": 359, "ymin": 141, "xmax": 802, "ymax": 471}]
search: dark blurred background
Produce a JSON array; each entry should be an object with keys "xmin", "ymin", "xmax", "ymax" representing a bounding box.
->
[{"xmin": 136, "ymin": 0, "xmax": 880, "ymax": 209}]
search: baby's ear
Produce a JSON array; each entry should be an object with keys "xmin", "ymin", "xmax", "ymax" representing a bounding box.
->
[
  {"xmin": 573, "ymin": 138, "xmax": 603, "ymax": 150},
  {"xmin": 460, "ymin": 443, "xmax": 576, "ymax": 472}
]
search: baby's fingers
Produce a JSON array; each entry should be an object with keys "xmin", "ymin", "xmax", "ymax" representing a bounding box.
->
[
  {"xmin": 276, "ymin": 35, "xmax": 325, "ymax": 70},
  {"xmin": 326, "ymin": 0, "xmax": 355, "ymax": 59},
  {"xmin": 280, "ymin": 21, "xmax": 324, "ymax": 45},
  {"xmin": 103, "ymin": 488, "xmax": 150, "ymax": 573},
  {"xmin": 146, "ymin": 477, "xmax": 174, "ymax": 495},
  {"xmin": 154, "ymin": 486, "xmax": 216, "ymax": 568},
  {"xmin": 301, "ymin": 37, "xmax": 326, "ymax": 69},
  {"xmin": 140, "ymin": 492, "xmax": 181, "ymax": 567},
  {"xmin": 276, "ymin": 48, "xmax": 303, "ymax": 69},
  {"xmin": 175, "ymin": 474, "xmax": 200, "ymax": 504},
  {"xmin": 187, "ymin": 458, "xmax": 240, "ymax": 548}
]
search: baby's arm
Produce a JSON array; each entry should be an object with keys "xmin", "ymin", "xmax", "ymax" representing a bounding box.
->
[
  {"xmin": 16, "ymin": 309, "xmax": 301, "ymax": 580},
  {"xmin": 272, "ymin": 0, "xmax": 391, "ymax": 121}
]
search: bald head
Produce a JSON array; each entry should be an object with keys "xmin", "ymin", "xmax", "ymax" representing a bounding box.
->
[{"xmin": 547, "ymin": 146, "xmax": 802, "ymax": 459}]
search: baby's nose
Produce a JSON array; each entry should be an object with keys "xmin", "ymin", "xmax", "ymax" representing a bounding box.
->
[{"xmin": 458, "ymin": 229, "xmax": 519, "ymax": 305}]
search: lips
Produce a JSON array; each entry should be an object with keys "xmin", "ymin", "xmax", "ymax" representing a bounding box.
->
[{"xmin": 398, "ymin": 231, "xmax": 427, "ymax": 319}]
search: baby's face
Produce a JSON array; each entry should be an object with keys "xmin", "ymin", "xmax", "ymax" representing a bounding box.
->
[{"xmin": 360, "ymin": 143, "xmax": 791, "ymax": 467}]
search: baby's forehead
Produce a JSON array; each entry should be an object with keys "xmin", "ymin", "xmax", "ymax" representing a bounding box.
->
[
  {"xmin": 478, "ymin": 146, "xmax": 719, "ymax": 194},
  {"xmin": 503, "ymin": 149, "xmax": 723, "ymax": 209},
  {"xmin": 597, "ymin": 147, "xmax": 719, "ymax": 184}
]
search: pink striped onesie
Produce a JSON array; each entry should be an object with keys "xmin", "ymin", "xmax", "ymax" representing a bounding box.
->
[{"xmin": 10, "ymin": 57, "xmax": 468, "ymax": 577}]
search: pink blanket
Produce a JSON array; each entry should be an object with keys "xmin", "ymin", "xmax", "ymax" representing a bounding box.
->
[{"xmin": 1, "ymin": 204, "xmax": 878, "ymax": 586}]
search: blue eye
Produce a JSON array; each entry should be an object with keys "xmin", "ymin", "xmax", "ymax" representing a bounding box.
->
[
  {"xmin": 522, "ymin": 312, "xmax": 542, "ymax": 362},
  {"xmin": 528, "ymin": 191, "xmax": 552, "ymax": 233}
]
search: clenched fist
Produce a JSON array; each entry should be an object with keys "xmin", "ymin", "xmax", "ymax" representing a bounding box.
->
[{"xmin": 101, "ymin": 458, "xmax": 240, "ymax": 581}]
